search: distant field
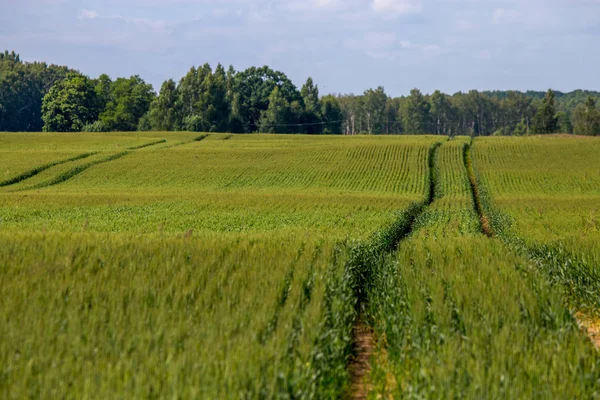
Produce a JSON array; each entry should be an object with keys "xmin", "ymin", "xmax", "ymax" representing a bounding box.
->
[
  {"xmin": 1, "ymin": 133, "xmax": 600, "ymax": 399},
  {"xmin": 0, "ymin": 134, "xmax": 435, "ymax": 238},
  {"xmin": 473, "ymin": 135, "xmax": 600, "ymax": 263},
  {"xmin": 0, "ymin": 132, "xmax": 439, "ymax": 398}
]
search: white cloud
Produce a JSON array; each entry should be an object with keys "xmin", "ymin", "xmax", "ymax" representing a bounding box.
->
[
  {"xmin": 399, "ymin": 40, "xmax": 440, "ymax": 53},
  {"xmin": 285, "ymin": 0, "xmax": 347, "ymax": 11},
  {"xmin": 346, "ymin": 32, "xmax": 441, "ymax": 60},
  {"xmin": 78, "ymin": 9, "xmax": 98, "ymax": 20},
  {"xmin": 372, "ymin": 0, "xmax": 422, "ymax": 16}
]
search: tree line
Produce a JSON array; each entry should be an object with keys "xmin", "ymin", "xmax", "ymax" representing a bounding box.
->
[{"xmin": 1, "ymin": 50, "xmax": 599, "ymax": 136}]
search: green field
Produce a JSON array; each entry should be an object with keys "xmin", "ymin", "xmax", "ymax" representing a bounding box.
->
[
  {"xmin": 473, "ymin": 136, "xmax": 600, "ymax": 316},
  {"xmin": 1, "ymin": 133, "xmax": 600, "ymax": 399}
]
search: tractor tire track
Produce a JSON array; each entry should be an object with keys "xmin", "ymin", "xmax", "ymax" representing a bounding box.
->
[
  {"xmin": 127, "ymin": 139, "xmax": 167, "ymax": 150},
  {"xmin": 463, "ymin": 142, "xmax": 493, "ymax": 237},
  {"xmin": 0, "ymin": 152, "xmax": 98, "ymax": 188},
  {"xmin": 22, "ymin": 151, "xmax": 130, "ymax": 190},
  {"xmin": 13, "ymin": 137, "xmax": 182, "ymax": 191},
  {"xmin": 347, "ymin": 141, "xmax": 442, "ymax": 400},
  {"xmin": 464, "ymin": 139, "xmax": 600, "ymax": 349}
]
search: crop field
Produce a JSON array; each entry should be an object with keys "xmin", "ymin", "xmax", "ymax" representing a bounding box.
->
[
  {"xmin": 472, "ymin": 136, "xmax": 600, "ymax": 248},
  {"xmin": 473, "ymin": 136, "xmax": 600, "ymax": 317},
  {"xmin": 1, "ymin": 133, "xmax": 600, "ymax": 399},
  {"xmin": 366, "ymin": 138, "xmax": 600, "ymax": 398}
]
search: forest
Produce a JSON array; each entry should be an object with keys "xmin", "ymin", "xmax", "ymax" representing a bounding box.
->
[{"xmin": 1, "ymin": 50, "xmax": 599, "ymax": 136}]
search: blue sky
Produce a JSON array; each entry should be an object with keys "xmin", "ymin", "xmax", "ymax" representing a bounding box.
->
[{"xmin": 1, "ymin": 0, "xmax": 599, "ymax": 96}]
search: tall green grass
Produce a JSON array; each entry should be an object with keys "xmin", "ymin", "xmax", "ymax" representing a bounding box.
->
[
  {"xmin": 363, "ymin": 136, "xmax": 600, "ymax": 398},
  {"xmin": 0, "ymin": 133, "xmax": 438, "ymax": 398},
  {"xmin": 472, "ymin": 136, "xmax": 600, "ymax": 316},
  {"xmin": 2, "ymin": 133, "xmax": 600, "ymax": 399}
]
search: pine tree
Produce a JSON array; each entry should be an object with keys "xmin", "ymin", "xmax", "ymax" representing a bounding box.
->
[
  {"xmin": 531, "ymin": 89, "xmax": 558, "ymax": 134},
  {"xmin": 300, "ymin": 77, "xmax": 322, "ymax": 134},
  {"xmin": 513, "ymin": 118, "xmax": 528, "ymax": 136}
]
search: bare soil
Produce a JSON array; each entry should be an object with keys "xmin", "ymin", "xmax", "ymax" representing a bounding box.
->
[
  {"xmin": 347, "ymin": 323, "xmax": 375, "ymax": 400},
  {"xmin": 576, "ymin": 312, "xmax": 600, "ymax": 349}
]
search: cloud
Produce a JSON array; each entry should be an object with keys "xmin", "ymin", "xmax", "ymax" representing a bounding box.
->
[
  {"xmin": 77, "ymin": 9, "xmax": 170, "ymax": 33},
  {"xmin": 345, "ymin": 32, "xmax": 441, "ymax": 60},
  {"xmin": 78, "ymin": 9, "xmax": 98, "ymax": 20},
  {"xmin": 285, "ymin": 0, "xmax": 348, "ymax": 12},
  {"xmin": 6, "ymin": 0, "xmax": 600, "ymax": 95},
  {"xmin": 372, "ymin": 0, "xmax": 422, "ymax": 16},
  {"xmin": 399, "ymin": 40, "xmax": 440, "ymax": 53}
]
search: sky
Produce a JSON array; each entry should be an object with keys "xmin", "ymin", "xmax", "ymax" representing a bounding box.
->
[{"xmin": 1, "ymin": 0, "xmax": 599, "ymax": 96}]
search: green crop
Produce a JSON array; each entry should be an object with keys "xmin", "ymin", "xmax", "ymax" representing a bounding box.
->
[
  {"xmin": 364, "ymin": 136, "xmax": 600, "ymax": 399},
  {"xmin": 0, "ymin": 132, "xmax": 440, "ymax": 398},
  {"xmin": 1, "ymin": 132, "xmax": 600, "ymax": 399},
  {"xmin": 472, "ymin": 135, "xmax": 600, "ymax": 313}
]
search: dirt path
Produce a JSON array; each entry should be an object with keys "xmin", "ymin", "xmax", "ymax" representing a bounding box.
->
[
  {"xmin": 576, "ymin": 313, "xmax": 600, "ymax": 349},
  {"xmin": 463, "ymin": 142, "xmax": 493, "ymax": 238},
  {"xmin": 348, "ymin": 323, "xmax": 375, "ymax": 400},
  {"xmin": 346, "ymin": 142, "xmax": 442, "ymax": 399}
]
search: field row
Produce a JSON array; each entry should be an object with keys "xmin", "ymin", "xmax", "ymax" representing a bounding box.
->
[
  {"xmin": 364, "ymin": 138, "xmax": 600, "ymax": 398},
  {"xmin": 1, "ymin": 133, "xmax": 600, "ymax": 399}
]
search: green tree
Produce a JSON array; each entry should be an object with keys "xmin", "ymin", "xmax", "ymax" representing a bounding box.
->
[
  {"xmin": 234, "ymin": 66, "xmax": 301, "ymax": 132},
  {"xmin": 259, "ymin": 87, "xmax": 291, "ymax": 133},
  {"xmin": 572, "ymin": 96, "xmax": 600, "ymax": 136},
  {"xmin": 300, "ymin": 77, "xmax": 322, "ymax": 134},
  {"xmin": 403, "ymin": 88, "xmax": 430, "ymax": 133},
  {"xmin": 513, "ymin": 118, "xmax": 529, "ymax": 136},
  {"xmin": 140, "ymin": 79, "xmax": 180, "ymax": 131},
  {"xmin": 557, "ymin": 111, "xmax": 573, "ymax": 134},
  {"xmin": 384, "ymin": 97, "xmax": 402, "ymax": 134},
  {"xmin": 336, "ymin": 95, "xmax": 365, "ymax": 135},
  {"xmin": 197, "ymin": 64, "xmax": 230, "ymax": 132},
  {"xmin": 93, "ymin": 74, "xmax": 112, "ymax": 111},
  {"xmin": 363, "ymin": 87, "xmax": 387, "ymax": 134},
  {"xmin": 429, "ymin": 90, "xmax": 454, "ymax": 135},
  {"xmin": 0, "ymin": 51, "xmax": 70, "ymax": 131},
  {"xmin": 531, "ymin": 89, "xmax": 559, "ymax": 134},
  {"xmin": 173, "ymin": 64, "xmax": 231, "ymax": 132},
  {"xmin": 99, "ymin": 75, "xmax": 155, "ymax": 131},
  {"xmin": 229, "ymin": 92, "xmax": 244, "ymax": 133},
  {"xmin": 320, "ymin": 95, "xmax": 343, "ymax": 134},
  {"xmin": 0, "ymin": 50, "xmax": 20, "ymax": 62},
  {"xmin": 41, "ymin": 73, "xmax": 100, "ymax": 132},
  {"xmin": 500, "ymin": 91, "xmax": 534, "ymax": 135},
  {"xmin": 177, "ymin": 66, "xmax": 201, "ymax": 118}
]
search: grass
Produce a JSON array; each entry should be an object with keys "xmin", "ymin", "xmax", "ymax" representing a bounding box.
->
[
  {"xmin": 0, "ymin": 132, "xmax": 440, "ymax": 399},
  {"xmin": 411, "ymin": 136, "xmax": 481, "ymax": 237},
  {"xmin": 364, "ymin": 135, "xmax": 600, "ymax": 398},
  {"xmin": 0, "ymin": 232, "xmax": 342, "ymax": 398},
  {"xmin": 2, "ymin": 132, "xmax": 600, "ymax": 399},
  {"xmin": 472, "ymin": 135, "xmax": 600, "ymax": 313},
  {"xmin": 0, "ymin": 152, "xmax": 98, "ymax": 187},
  {"xmin": 369, "ymin": 237, "xmax": 600, "ymax": 399}
]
